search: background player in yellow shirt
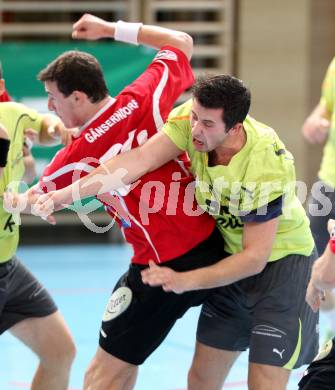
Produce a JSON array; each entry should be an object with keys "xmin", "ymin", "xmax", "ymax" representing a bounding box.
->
[
  {"xmin": 0, "ymin": 102, "xmax": 75, "ymax": 390},
  {"xmin": 302, "ymin": 57, "xmax": 335, "ymax": 338},
  {"xmin": 0, "ymin": 60, "xmax": 37, "ymax": 184}
]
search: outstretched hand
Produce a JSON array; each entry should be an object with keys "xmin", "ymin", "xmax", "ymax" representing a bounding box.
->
[
  {"xmin": 34, "ymin": 188, "xmax": 73, "ymax": 217},
  {"xmin": 141, "ymin": 260, "xmax": 188, "ymax": 294},
  {"xmin": 3, "ymin": 190, "xmax": 56, "ymax": 225},
  {"xmin": 72, "ymin": 14, "xmax": 113, "ymax": 40}
]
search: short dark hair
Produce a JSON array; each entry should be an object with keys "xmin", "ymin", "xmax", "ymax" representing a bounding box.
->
[
  {"xmin": 192, "ymin": 74, "xmax": 251, "ymax": 130},
  {"xmin": 38, "ymin": 50, "xmax": 109, "ymax": 103}
]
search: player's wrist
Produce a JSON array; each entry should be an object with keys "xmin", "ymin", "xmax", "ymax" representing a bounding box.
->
[
  {"xmin": 114, "ymin": 20, "xmax": 143, "ymax": 46},
  {"xmin": 102, "ymin": 21, "xmax": 115, "ymax": 38}
]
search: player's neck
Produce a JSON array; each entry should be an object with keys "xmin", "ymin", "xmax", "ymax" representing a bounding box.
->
[
  {"xmin": 87, "ymin": 96, "xmax": 113, "ymax": 120},
  {"xmin": 79, "ymin": 96, "xmax": 114, "ymax": 127}
]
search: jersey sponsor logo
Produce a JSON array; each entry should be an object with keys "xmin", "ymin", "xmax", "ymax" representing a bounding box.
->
[
  {"xmin": 205, "ymin": 199, "xmax": 243, "ymax": 229},
  {"xmin": 85, "ymin": 99, "xmax": 139, "ymax": 143},
  {"xmin": 102, "ymin": 286, "xmax": 132, "ymax": 322},
  {"xmin": 154, "ymin": 50, "xmax": 178, "ymax": 62}
]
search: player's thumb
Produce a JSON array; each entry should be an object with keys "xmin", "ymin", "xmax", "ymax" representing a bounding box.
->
[{"xmin": 72, "ymin": 30, "xmax": 79, "ymax": 39}]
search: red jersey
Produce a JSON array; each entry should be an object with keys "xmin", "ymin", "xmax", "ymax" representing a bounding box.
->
[{"xmin": 39, "ymin": 46, "xmax": 215, "ymax": 264}]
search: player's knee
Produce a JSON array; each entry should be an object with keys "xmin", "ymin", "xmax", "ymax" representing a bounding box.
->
[
  {"xmin": 84, "ymin": 354, "xmax": 136, "ymax": 390},
  {"xmin": 40, "ymin": 334, "xmax": 76, "ymax": 369},
  {"xmin": 58, "ymin": 336, "xmax": 76, "ymax": 367}
]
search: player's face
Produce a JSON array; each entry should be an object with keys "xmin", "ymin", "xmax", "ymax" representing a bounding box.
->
[
  {"xmin": 190, "ymin": 99, "xmax": 229, "ymax": 152},
  {"xmin": 45, "ymin": 81, "xmax": 79, "ymax": 128}
]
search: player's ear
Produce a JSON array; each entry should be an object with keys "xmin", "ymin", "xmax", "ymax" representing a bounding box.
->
[
  {"xmin": 72, "ymin": 90, "xmax": 86, "ymax": 104},
  {"xmin": 227, "ymin": 122, "xmax": 243, "ymax": 135}
]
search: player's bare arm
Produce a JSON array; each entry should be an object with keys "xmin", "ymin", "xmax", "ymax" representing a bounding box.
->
[
  {"xmin": 35, "ymin": 131, "xmax": 182, "ymax": 214},
  {"xmin": 142, "ymin": 217, "xmax": 279, "ymax": 293},
  {"xmin": 72, "ymin": 13, "xmax": 193, "ymax": 60},
  {"xmin": 306, "ymin": 219, "xmax": 335, "ymax": 312}
]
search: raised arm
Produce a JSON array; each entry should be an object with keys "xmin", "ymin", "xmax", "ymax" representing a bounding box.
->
[{"xmin": 72, "ymin": 13, "xmax": 193, "ymax": 60}]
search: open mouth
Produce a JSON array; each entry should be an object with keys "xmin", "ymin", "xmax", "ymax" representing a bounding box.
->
[{"xmin": 193, "ymin": 138, "xmax": 204, "ymax": 147}]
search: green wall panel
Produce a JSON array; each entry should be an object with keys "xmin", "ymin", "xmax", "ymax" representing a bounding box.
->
[{"xmin": 0, "ymin": 41, "xmax": 154, "ymax": 98}]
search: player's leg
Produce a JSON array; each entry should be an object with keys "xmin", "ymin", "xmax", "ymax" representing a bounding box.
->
[
  {"xmin": 190, "ymin": 286, "xmax": 249, "ymax": 389},
  {"xmin": 84, "ymin": 347, "xmax": 138, "ymax": 390},
  {"xmin": 248, "ymin": 363, "xmax": 289, "ymax": 390},
  {"xmin": 248, "ymin": 251, "xmax": 319, "ymax": 390},
  {"xmin": 10, "ymin": 312, "xmax": 76, "ymax": 390},
  {"xmin": 188, "ymin": 342, "xmax": 240, "ymax": 390},
  {"xmin": 2, "ymin": 257, "xmax": 75, "ymax": 390}
]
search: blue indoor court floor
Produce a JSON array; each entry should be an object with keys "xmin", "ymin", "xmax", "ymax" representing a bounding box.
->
[{"xmin": 0, "ymin": 244, "xmax": 326, "ymax": 389}]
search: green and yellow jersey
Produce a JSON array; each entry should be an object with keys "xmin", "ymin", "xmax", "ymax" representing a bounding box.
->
[
  {"xmin": 319, "ymin": 57, "xmax": 335, "ymax": 187},
  {"xmin": 0, "ymin": 102, "xmax": 43, "ymax": 263},
  {"xmin": 163, "ymin": 100, "xmax": 314, "ymax": 260}
]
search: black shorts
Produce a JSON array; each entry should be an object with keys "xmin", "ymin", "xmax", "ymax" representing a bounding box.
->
[
  {"xmin": 298, "ymin": 338, "xmax": 335, "ymax": 390},
  {"xmin": 99, "ymin": 228, "xmax": 227, "ymax": 365},
  {"xmin": 0, "ymin": 256, "xmax": 57, "ymax": 333},
  {"xmin": 197, "ymin": 249, "xmax": 319, "ymax": 369}
]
